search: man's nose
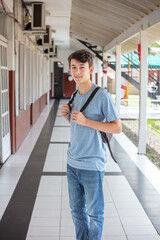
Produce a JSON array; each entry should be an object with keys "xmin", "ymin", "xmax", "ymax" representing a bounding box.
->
[{"xmin": 75, "ymin": 68, "xmax": 80, "ymax": 74}]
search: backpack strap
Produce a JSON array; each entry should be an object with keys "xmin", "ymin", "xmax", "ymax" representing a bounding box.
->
[
  {"xmin": 80, "ymin": 86, "xmax": 100, "ymax": 112},
  {"xmin": 103, "ymin": 134, "xmax": 117, "ymax": 163},
  {"xmin": 68, "ymin": 89, "xmax": 78, "ymax": 111}
]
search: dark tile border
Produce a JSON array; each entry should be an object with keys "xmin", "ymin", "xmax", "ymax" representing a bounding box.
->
[
  {"xmin": 112, "ymin": 140, "xmax": 160, "ymax": 235},
  {"xmin": 0, "ymin": 100, "xmax": 59, "ymax": 240}
]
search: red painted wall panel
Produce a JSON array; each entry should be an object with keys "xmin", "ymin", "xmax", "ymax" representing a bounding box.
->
[
  {"xmin": 15, "ymin": 107, "xmax": 31, "ymax": 150},
  {"xmin": 9, "ymin": 71, "xmax": 48, "ymax": 153},
  {"xmin": 40, "ymin": 94, "xmax": 47, "ymax": 112},
  {"xmin": 63, "ymin": 73, "xmax": 76, "ymax": 98},
  {"xmin": 30, "ymin": 99, "xmax": 40, "ymax": 125},
  {"xmin": 9, "ymin": 71, "xmax": 16, "ymax": 153},
  {"xmin": 31, "ymin": 99, "xmax": 40, "ymax": 125},
  {"xmin": 31, "ymin": 94, "xmax": 47, "ymax": 125}
]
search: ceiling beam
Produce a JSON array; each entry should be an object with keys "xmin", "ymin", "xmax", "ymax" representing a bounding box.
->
[
  {"xmin": 104, "ymin": 6, "xmax": 160, "ymax": 52},
  {"xmin": 77, "ymin": 39, "xmax": 103, "ymax": 61}
]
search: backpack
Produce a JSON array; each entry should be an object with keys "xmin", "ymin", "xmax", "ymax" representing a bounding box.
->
[{"xmin": 68, "ymin": 86, "xmax": 117, "ymax": 163}]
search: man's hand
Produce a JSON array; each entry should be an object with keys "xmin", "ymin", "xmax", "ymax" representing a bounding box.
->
[
  {"xmin": 72, "ymin": 111, "xmax": 87, "ymax": 126},
  {"xmin": 61, "ymin": 104, "xmax": 73, "ymax": 123}
]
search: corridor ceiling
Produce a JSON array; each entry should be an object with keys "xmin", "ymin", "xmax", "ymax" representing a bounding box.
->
[
  {"xmin": 70, "ymin": 0, "xmax": 160, "ymax": 47},
  {"xmin": 22, "ymin": 0, "xmax": 160, "ymax": 53}
]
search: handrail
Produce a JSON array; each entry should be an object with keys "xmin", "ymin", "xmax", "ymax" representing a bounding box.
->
[
  {"xmin": 121, "ymin": 54, "xmax": 139, "ymax": 69},
  {"xmin": 121, "ymin": 54, "xmax": 158, "ymax": 82}
]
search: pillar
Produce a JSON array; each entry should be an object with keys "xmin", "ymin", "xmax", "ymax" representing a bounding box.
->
[
  {"xmin": 138, "ymin": 30, "xmax": 148, "ymax": 154},
  {"xmin": 115, "ymin": 44, "xmax": 121, "ymax": 115},
  {"xmin": 97, "ymin": 58, "xmax": 102, "ymax": 87}
]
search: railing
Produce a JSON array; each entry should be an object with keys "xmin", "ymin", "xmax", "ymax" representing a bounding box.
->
[{"xmin": 108, "ymin": 54, "xmax": 160, "ymax": 98}]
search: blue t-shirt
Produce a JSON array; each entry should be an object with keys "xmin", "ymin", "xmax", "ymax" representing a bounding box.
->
[{"xmin": 67, "ymin": 84, "xmax": 119, "ymax": 171}]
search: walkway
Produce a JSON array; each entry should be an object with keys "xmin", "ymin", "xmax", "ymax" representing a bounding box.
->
[{"xmin": 0, "ymin": 99, "xmax": 160, "ymax": 240}]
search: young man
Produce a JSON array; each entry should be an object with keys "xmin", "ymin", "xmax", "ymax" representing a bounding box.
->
[{"xmin": 61, "ymin": 49, "xmax": 122, "ymax": 240}]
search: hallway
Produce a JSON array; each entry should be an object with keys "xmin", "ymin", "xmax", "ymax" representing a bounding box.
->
[{"xmin": 0, "ymin": 99, "xmax": 160, "ymax": 240}]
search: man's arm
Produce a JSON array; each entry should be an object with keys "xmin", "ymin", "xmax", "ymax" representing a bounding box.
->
[{"xmin": 71, "ymin": 111, "xmax": 122, "ymax": 133}]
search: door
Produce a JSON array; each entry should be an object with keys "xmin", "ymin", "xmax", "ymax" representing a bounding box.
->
[
  {"xmin": 0, "ymin": 38, "xmax": 11, "ymax": 164},
  {"xmin": 54, "ymin": 61, "xmax": 63, "ymax": 98}
]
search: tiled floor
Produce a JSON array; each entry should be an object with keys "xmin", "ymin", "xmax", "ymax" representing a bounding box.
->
[{"xmin": 0, "ymin": 99, "xmax": 160, "ymax": 240}]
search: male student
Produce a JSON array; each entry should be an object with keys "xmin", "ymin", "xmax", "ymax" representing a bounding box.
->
[{"xmin": 61, "ymin": 49, "xmax": 122, "ymax": 240}]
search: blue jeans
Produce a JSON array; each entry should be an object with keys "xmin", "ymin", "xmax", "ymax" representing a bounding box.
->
[{"xmin": 67, "ymin": 164, "xmax": 104, "ymax": 240}]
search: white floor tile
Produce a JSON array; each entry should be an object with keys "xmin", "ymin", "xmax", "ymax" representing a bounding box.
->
[
  {"xmin": 26, "ymin": 237, "xmax": 59, "ymax": 240},
  {"xmin": 123, "ymin": 225, "xmax": 157, "ymax": 235},
  {"xmin": 102, "ymin": 236, "xmax": 127, "ymax": 240},
  {"xmin": 102, "ymin": 225, "xmax": 125, "ymax": 235},
  {"xmin": 120, "ymin": 216, "xmax": 153, "ymax": 226},
  {"xmin": 51, "ymin": 127, "xmax": 70, "ymax": 142},
  {"xmin": 61, "ymin": 217, "xmax": 74, "ymax": 227},
  {"xmin": 27, "ymin": 226, "xmax": 59, "ymax": 237},
  {"xmin": 29, "ymin": 217, "xmax": 60, "ymax": 227},
  {"xmin": 31, "ymin": 209, "xmax": 61, "ymax": 218},
  {"xmin": 55, "ymin": 117, "xmax": 70, "ymax": 126},
  {"xmin": 61, "ymin": 209, "xmax": 72, "ymax": 218},
  {"xmin": 43, "ymin": 161, "xmax": 63, "ymax": 172},
  {"xmin": 103, "ymin": 217, "xmax": 122, "ymax": 226},
  {"xmin": 127, "ymin": 236, "xmax": 160, "ymax": 240},
  {"xmin": 60, "ymin": 226, "xmax": 75, "ymax": 237},
  {"xmin": 60, "ymin": 238, "xmax": 75, "ymax": 240},
  {"xmin": 117, "ymin": 208, "xmax": 147, "ymax": 217}
]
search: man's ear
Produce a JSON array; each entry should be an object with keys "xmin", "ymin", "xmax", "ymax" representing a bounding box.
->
[
  {"xmin": 90, "ymin": 66, "xmax": 94, "ymax": 74},
  {"xmin": 68, "ymin": 67, "xmax": 71, "ymax": 75}
]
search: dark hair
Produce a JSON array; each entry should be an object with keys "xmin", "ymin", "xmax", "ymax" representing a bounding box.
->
[{"xmin": 68, "ymin": 49, "xmax": 93, "ymax": 68}]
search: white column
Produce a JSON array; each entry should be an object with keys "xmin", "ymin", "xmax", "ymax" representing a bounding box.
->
[
  {"xmin": 97, "ymin": 58, "xmax": 102, "ymax": 87},
  {"xmin": 7, "ymin": 17, "xmax": 15, "ymax": 71},
  {"xmin": 138, "ymin": 30, "xmax": 148, "ymax": 154},
  {"xmin": 103, "ymin": 73, "xmax": 107, "ymax": 89},
  {"xmin": 115, "ymin": 44, "xmax": 121, "ymax": 114}
]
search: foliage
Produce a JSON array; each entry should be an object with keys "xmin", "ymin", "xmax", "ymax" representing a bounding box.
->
[{"xmin": 147, "ymin": 119, "xmax": 160, "ymax": 135}]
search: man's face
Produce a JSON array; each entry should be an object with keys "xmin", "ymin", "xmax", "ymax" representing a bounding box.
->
[{"xmin": 69, "ymin": 59, "xmax": 94, "ymax": 84}]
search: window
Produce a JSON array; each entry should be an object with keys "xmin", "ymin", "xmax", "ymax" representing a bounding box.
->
[
  {"xmin": 26, "ymin": 48, "xmax": 31, "ymax": 106},
  {"xmin": 18, "ymin": 42, "xmax": 25, "ymax": 110}
]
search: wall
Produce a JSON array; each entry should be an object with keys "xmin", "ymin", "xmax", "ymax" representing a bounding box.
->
[
  {"xmin": 15, "ymin": 94, "xmax": 47, "ymax": 151},
  {"xmin": 63, "ymin": 73, "xmax": 76, "ymax": 98},
  {"xmin": 15, "ymin": 107, "xmax": 31, "ymax": 150},
  {"xmin": 52, "ymin": 48, "xmax": 77, "ymax": 98},
  {"xmin": 7, "ymin": 0, "xmax": 50, "ymax": 153}
]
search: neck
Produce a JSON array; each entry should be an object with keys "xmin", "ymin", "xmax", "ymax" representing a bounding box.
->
[{"xmin": 78, "ymin": 81, "xmax": 93, "ymax": 95}]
